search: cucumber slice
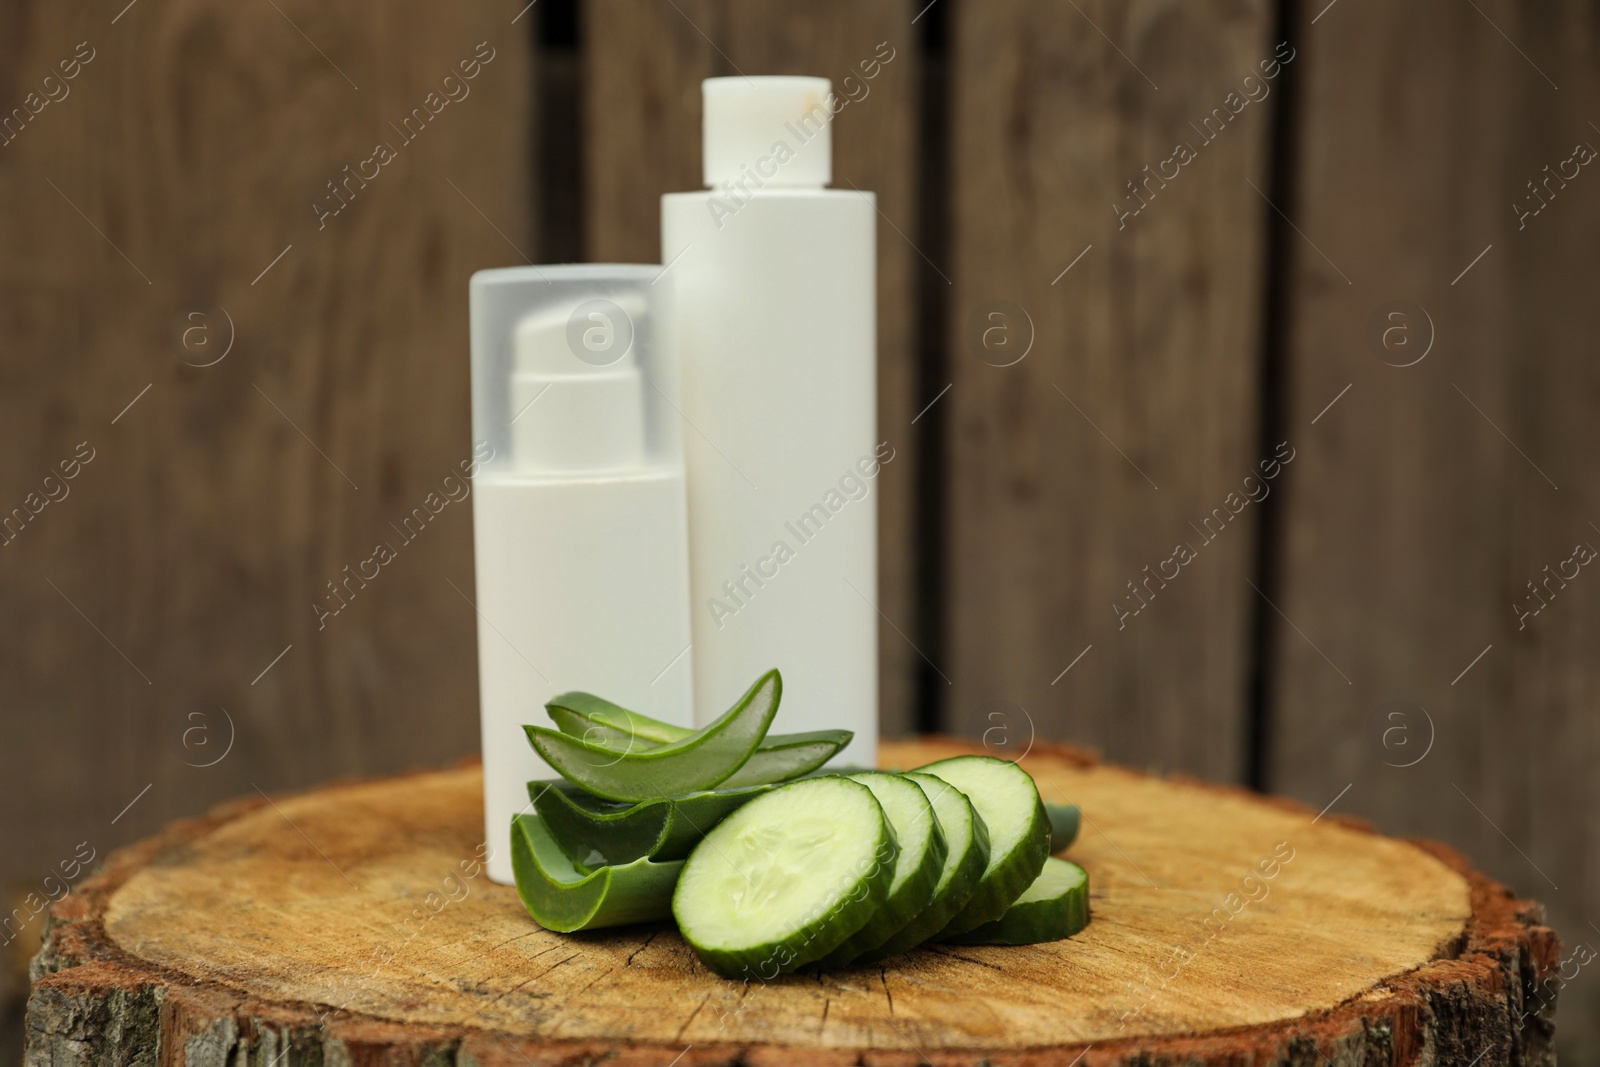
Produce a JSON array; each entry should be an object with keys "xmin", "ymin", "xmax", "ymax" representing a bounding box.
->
[
  {"xmin": 510, "ymin": 813, "xmax": 682, "ymax": 932},
  {"xmin": 526, "ymin": 670, "xmax": 781, "ymax": 802},
  {"xmin": 853, "ymin": 771, "xmax": 990, "ymax": 964},
  {"xmin": 529, "ymin": 779, "xmax": 773, "ymax": 867},
  {"xmin": 672, "ymin": 776, "xmax": 897, "ymax": 979},
  {"xmin": 944, "ymin": 858, "xmax": 1090, "ymax": 945},
  {"xmin": 545, "ymin": 692, "xmax": 851, "ymax": 788},
  {"xmin": 810, "ymin": 773, "xmax": 947, "ymax": 968},
  {"xmin": 1046, "ymin": 802, "xmax": 1080, "ymax": 852},
  {"xmin": 919, "ymin": 756, "xmax": 1050, "ymax": 938}
]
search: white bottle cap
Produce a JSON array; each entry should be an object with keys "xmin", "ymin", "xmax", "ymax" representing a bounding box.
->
[
  {"xmin": 702, "ymin": 76, "xmax": 833, "ymax": 188},
  {"xmin": 469, "ymin": 264, "xmax": 683, "ymax": 477}
]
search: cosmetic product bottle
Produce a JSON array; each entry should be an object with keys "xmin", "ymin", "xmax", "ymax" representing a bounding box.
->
[
  {"xmin": 661, "ymin": 76, "xmax": 878, "ymax": 766},
  {"xmin": 470, "ymin": 264, "xmax": 695, "ymax": 884}
]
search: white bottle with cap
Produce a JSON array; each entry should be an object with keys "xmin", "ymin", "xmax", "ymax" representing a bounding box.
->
[
  {"xmin": 469, "ymin": 264, "xmax": 695, "ymax": 884},
  {"xmin": 662, "ymin": 77, "xmax": 879, "ymax": 766}
]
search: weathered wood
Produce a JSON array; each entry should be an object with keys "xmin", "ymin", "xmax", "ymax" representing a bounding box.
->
[
  {"xmin": 0, "ymin": 0, "xmax": 528, "ymax": 992},
  {"xmin": 1267, "ymin": 0, "xmax": 1600, "ymax": 1056},
  {"xmin": 28, "ymin": 741, "xmax": 1559, "ymax": 1064},
  {"xmin": 584, "ymin": 0, "xmax": 922, "ymax": 736},
  {"xmin": 945, "ymin": 0, "xmax": 1277, "ymax": 780}
]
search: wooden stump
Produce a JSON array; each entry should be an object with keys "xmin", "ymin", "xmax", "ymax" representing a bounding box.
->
[{"xmin": 27, "ymin": 740, "xmax": 1561, "ymax": 1065}]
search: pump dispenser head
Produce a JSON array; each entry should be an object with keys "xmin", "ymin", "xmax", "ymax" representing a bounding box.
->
[
  {"xmin": 702, "ymin": 76, "xmax": 833, "ymax": 188},
  {"xmin": 469, "ymin": 264, "xmax": 682, "ymax": 478}
]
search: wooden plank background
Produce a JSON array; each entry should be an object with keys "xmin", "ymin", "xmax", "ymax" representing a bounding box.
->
[
  {"xmin": 1268, "ymin": 0, "xmax": 1600, "ymax": 1055},
  {"xmin": 2, "ymin": 0, "xmax": 1598, "ymax": 1059},
  {"xmin": 0, "ymin": 0, "xmax": 531, "ymax": 1051},
  {"xmin": 945, "ymin": 0, "xmax": 1275, "ymax": 783}
]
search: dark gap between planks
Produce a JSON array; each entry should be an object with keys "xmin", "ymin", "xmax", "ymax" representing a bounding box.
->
[
  {"xmin": 1245, "ymin": 0, "xmax": 1304, "ymax": 793},
  {"xmin": 913, "ymin": 0, "xmax": 952, "ymax": 736},
  {"xmin": 536, "ymin": 0, "xmax": 583, "ymax": 262}
]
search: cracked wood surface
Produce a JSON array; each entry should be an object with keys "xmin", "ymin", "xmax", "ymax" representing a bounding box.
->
[{"xmin": 27, "ymin": 740, "xmax": 1561, "ymax": 1064}]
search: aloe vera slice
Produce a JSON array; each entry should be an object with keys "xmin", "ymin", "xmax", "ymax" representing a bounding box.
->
[
  {"xmin": 811, "ymin": 772, "xmax": 946, "ymax": 968},
  {"xmin": 545, "ymin": 692, "xmax": 685, "ymax": 745},
  {"xmin": 528, "ymin": 778, "xmax": 773, "ymax": 867},
  {"xmin": 1046, "ymin": 802, "xmax": 1080, "ymax": 852},
  {"xmin": 854, "ymin": 770, "xmax": 990, "ymax": 964},
  {"xmin": 545, "ymin": 692, "xmax": 851, "ymax": 787},
  {"xmin": 526, "ymin": 670, "xmax": 781, "ymax": 802},
  {"xmin": 919, "ymin": 756, "xmax": 1050, "ymax": 938},
  {"xmin": 510, "ymin": 813, "xmax": 682, "ymax": 932},
  {"xmin": 944, "ymin": 858, "xmax": 1089, "ymax": 945},
  {"xmin": 718, "ymin": 729, "xmax": 852, "ymax": 787},
  {"xmin": 672, "ymin": 776, "xmax": 896, "ymax": 979}
]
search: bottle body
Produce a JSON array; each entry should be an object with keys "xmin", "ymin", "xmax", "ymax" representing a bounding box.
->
[
  {"xmin": 473, "ymin": 468, "xmax": 693, "ymax": 883},
  {"xmin": 469, "ymin": 263, "xmax": 695, "ymax": 885},
  {"xmin": 662, "ymin": 188, "xmax": 879, "ymax": 766}
]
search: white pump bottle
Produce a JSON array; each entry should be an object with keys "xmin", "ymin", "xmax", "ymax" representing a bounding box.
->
[{"xmin": 469, "ymin": 265, "xmax": 695, "ymax": 884}]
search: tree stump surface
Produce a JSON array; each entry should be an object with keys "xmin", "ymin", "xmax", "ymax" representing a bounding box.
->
[{"xmin": 27, "ymin": 739, "xmax": 1561, "ymax": 1065}]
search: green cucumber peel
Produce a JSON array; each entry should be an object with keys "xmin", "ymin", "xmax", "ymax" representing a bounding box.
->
[
  {"xmin": 510, "ymin": 813, "xmax": 682, "ymax": 932},
  {"xmin": 944, "ymin": 857, "xmax": 1090, "ymax": 946},
  {"xmin": 672, "ymin": 776, "xmax": 897, "ymax": 979},
  {"xmin": 853, "ymin": 770, "xmax": 990, "ymax": 964},
  {"xmin": 528, "ymin": 778, "xmax": 774, "ymax": 867},
  {"xmin": 544, "ymin": 691, "xmax": 851, "ymax": 788},
  {"xmin": 919, "ymin": 756, "xmax": 1050, "ymax": 938},
  {"xmin": 811, "ymin": 772, "xmax": 946, "ymax": 969},
  {"xmin": 526, "ymin": 670, "xmax": 782, "ymax": 802},
  {"xmin": 1046, "ymin": 802, "xmax": 1080, "ymax": 852}
]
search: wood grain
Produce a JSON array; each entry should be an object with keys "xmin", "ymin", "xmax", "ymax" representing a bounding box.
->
[
  {"xmin": 1266, "ymin": 0, "xmax": 1600, "ymax": 1055},
  {"xmin": 28, "ymin": 741, "xmax": 1559, "ymax": 1064},
  {"xmin": 944, "ymin": 0, "xmax": 1277, "ymax": 780},
  {"xmin": 583, "ymin": 0, "xmax": 922, "ymax": 735},
  {"xmin": 0, "ymin": 0, "xmax": 528, "ymax": 930}
]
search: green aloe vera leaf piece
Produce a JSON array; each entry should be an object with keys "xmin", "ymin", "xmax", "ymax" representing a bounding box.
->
[
  {"xmin": 718, "ymin": 729, "xmax": 853, "ymax": 788},
  {"xmin": 545, "ymin": 692, "xmax": 687, "ymax": 746},
  {"xmin": 943, "ymin": 858, "xmax": 1090, "ymax": 946},
  {"xmin": 528, "ymin": 778, "xmax": 775, "ymax": 866},
  {"xmin": 553, "ymin": 722, "xmax": 852, "ymax": 787},
  {"xmin": 526, "ymin": 670, "xmax": 782, "ymax": 802},
  {"xmin": 510, "ymin": 813, "xmax": 682, "ymax": 932},
  {"xmin": 1046, "ymin": 803, "xmax": 1080, "ymax": 852},
  {"xmin": 545, "ymin": 695, "xmax": 852, "ymax": 788}
]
